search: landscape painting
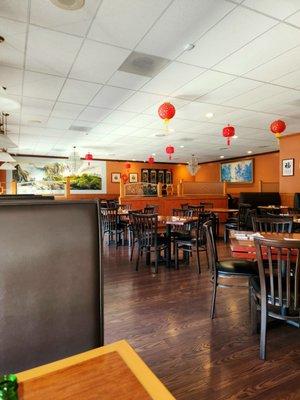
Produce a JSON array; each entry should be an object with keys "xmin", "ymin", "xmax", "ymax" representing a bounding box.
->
[
  {"xmin": 220, "ymin": 159, "xmax": 253, "ymax": 183},
  {"xmin": 13, "ymin": 157, "xmax": 106, "ymax": 194}
]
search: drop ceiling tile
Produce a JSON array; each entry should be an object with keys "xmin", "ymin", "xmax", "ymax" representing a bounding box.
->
[
  {"xmin": 0, "ymin": 0, "xmax": 28, "ymax": 21},
  {"xmin": 22, "ymin": 97, "xmax": 55, "ymax": 116},
  {"xmin": 30, "ymin": 0, "xmax": 101, "ymax": 36},
  {"xmin": 118, "ymin": 92, "xmax": 163, "ymax": 113},
  {"xmin": 58, "ymin": 79, "xmax": 101, "ymax": 105},
  {"xmin": 26, "ymin": 26, "xmax": 83, "ymax": 76},
  {"xmin": 178, "ymin": 6, "xmax": 277, "ymax": 68},
  {"xmin": 23, "ymin": 70, "xmax": 65, "ymax": 100},
  {"xmin": 70, "ymin": 40, "xmax": 130, "ymax": 83},
  {"xmin": 20, "ymin": 114, "xmax": 49, "ymax": 126},
  {"xmin": 125, "ymin": 114, "xmax": 156, "ymax": 128},
  {"xmin": 88, "ymin": 0, "xmax": 171, "ymax": 49},
  {"xmin": 0, "ymin": 17, "xmax": 27, "ymax": 68},
  {"xmin": 136, "ymin": 0, "xmax": 235, "ymax": 59},
  {"xmin": 71, "ymin": 120, "xmax": 98, "ymax": 128},
  {"xmin": 51, "ymin": 102, "xmax": 85, "ymax": 119},
  {"xmin": 216, "ymin": 24, "xmax": 300, "ymax": 75},
  {"xmin": 226, "ymin": 83, "xmax": 286, "ymax": 107},
  {"xmin": 102, "ymin": 110, "xmax": 136, "ymax": 124},
  {"xmin": 286, "ymin": 10, "xmax": 300, "ymax": 27},
  {"xmin": 202, "ymin": 77, "xmax": 262, "ymax": 104},
  {"xmin": 90, "ymin": 123, "xmax": 118, "ymax": 135},
  {"xmin": 0, "ymin": 65, "xmax": 23, "ymax": 95},
  {"xmin": 90, "ymin": 85, "xmax": 134, "ymax": 108},
  {"xmin": 176, "ymin": 101, "xmax": 235, "ymax": 122},
  {"xmin": 172, "ymin": 70, "xmax": 235, "ymax": 101},
  {"xmin": 142, "ymin": 97, "xmax": 190, "ymax": 116},
  {"xmin": 77, "ymin": 106, "xmax": 112, "ymax": 122},
  {"xmin": 243, "ymin": 0, "xmax": 300, "ymax": 20},
  {"xmin": 141, "ymin": 62, "xmax": 205, "ymax": 96},
  {"xmin": 107, "ymin": 71, "xmax": 150, "ymax": 90},
  {"xmin": 47, "ymin": 117, "xmax": 73, "ymax": 130},
  {"xmin": 272, "ymin": 69, "xmax": 300, "ymax": 89}
]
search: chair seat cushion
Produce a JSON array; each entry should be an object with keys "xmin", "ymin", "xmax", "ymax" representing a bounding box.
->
[{"xmin": 217, "ymin": 259, "xmax": 258, "ymax": 276}]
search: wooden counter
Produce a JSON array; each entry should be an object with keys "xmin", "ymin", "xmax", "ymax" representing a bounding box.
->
[{"xmin": 120, "ymin": 195, "xmax": 228, "ymax": 220}]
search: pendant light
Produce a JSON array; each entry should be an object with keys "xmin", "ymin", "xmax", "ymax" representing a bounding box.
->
[
  {"xmin": 68, "ymin": 146, "xmax": 82, "ymax": 175},
  {"xmin": 186, "ymin": 154, "xmax": 200, "ymax": 176}
]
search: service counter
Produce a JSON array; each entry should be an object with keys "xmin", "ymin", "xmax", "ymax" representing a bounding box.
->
[{"xmin": 120, "ymin": 195, "xmax": 228, "ymax": 220}]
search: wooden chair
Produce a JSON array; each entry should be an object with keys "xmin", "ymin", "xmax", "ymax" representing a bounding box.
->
[
  {"xmin": 101, "ymin": 207, "xmax": 125, "ymax": 247},
  {"xmin": 252, "ymin": 217, "xmax": 293, "ymax": 233},
  {"xmin": 144, "ymin": 206, "xmax": 157, "ymax": 214},
  {"xmin": 181, "ymin": 203, "xmax": 189, "ymax": 210},
  {"xmin": 204, "ymin": 220, "xmax": 258, "ymax": 319},
  {"xmin": 224, "ymin": 203, "xmax": 252, "ymax": 243},
  {"xmin": 174, "ymin": 212, "xmax": 212, "ymax": 274},
  {"xmin": 252, "ymin": 237, "xmax": 300, "ymax": 360},
  {"xmin": 132, "ymin": 213, "xmax": 168, "ymax": 273},
  {"xmin": 128, "ymin": 209, "xmax": 143, "ymax": 261},
  {"xmin": 200, "ymin": 202, "xmax": 220, "ymax": 237},
  {"xmin": 145, "ymin": 204, "xmax": 159, "ymax": 213},
  {"xmin": 188, "ymin": 205, "xmax": 205, "ymax": 215}
]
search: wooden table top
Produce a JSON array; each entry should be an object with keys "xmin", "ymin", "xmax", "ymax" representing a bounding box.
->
[
  {"xmin": 257, "ymin": 205, "xmax": 289, "ymax": 209},
  {"xmin": 230, "ymin": 230, "xmax": 300, "ymax": 259},
  {"xmin": 16, "ymin": 340, "xmax": 175, "ymax": 400},
  {"xmin": 158, "ymin": 215, "xmax": 198, "ymax": 226},
  {"xmin": 207, "ymin": 208, "xmax": 238, "ymax": 213}
]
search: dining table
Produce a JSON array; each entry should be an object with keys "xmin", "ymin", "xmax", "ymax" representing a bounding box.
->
[
  {"xmin": 230, "ymin": 230, "xmax": 300, "ymax": 260},
  {"xmin": 16, "ymin": 340, "xmax": 175, "ymax": 400}
]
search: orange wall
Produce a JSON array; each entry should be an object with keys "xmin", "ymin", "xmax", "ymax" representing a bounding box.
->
[{"xmin": 194, "ymin": 152, "xmax": 279, "ymax": 195}]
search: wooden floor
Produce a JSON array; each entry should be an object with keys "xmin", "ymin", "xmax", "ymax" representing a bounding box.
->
[{"xmin": 103, "ymin": 241, "xmax": 300, "ymax": 400}]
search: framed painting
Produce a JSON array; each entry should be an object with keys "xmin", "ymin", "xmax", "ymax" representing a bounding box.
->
[
  {"xmin": 165, "ymin": 171, "xmax": 172, "ymax": 184},
  {"xmin": 282, "ymin": 158, "xmax": 294, "ymax": 176},
  {"xmin": 220, "ymin": 159, "xmax": 253, "ymax": 183},
  {"xmin": 150, "ymin": 169, "xmax": 157, "ymax": 184},
  {"xmin": 111, "ymin": 172, "xmax": 121, "ymax": 183},
  {"xmin": 141, "ymin": 169, "xmax": 149, "ymax": 183},
  {"xmin": 157, "ymin": 170, "xmax": 165, "ymax": 183},
  {"xmin": 129, "ymin": 173, "xmax": 138, "ymax": 183}
]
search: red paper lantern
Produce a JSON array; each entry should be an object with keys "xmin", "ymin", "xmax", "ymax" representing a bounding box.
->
[
  {"xmin": 166, "ymin": 145, "xmax": 175, "ymax": 160},
  {"xmin": 270, "ymin": 120, "xmax": 286, "ymax": 139},
  {"xmin": 125, "ymin": 162, "xmax": 131, "ymax": 170},
  {"xmin": 158, "ymin": 102, "xmax": 176, "ymax": 126},
  {"xmin": 84, "ymin": 152, "xmax": 93, "ymax": 166},
  {"xmin": 222, "ymin": 125, "xmax": 235, "ymax": 146},
  {"xmin": 148, "ymin": 156, "xmax": 155, "ymax": 164}
]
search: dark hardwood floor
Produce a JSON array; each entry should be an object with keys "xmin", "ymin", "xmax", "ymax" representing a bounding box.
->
[{"xmin": 103, "ymin": 241, "xmax": 300, "ymax": 400}]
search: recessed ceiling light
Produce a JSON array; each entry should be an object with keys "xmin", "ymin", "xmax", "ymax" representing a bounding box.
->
[
  {"xmin": 155, "ymin": 133, "xmax": 166, "ymax": 137},
  {"xmin": 132, "ymin": 158, "xmax": 136, "ymax": 161},
  {"xmin": 220, "ymin": 155, "xmax": 225, "ymax": 159},
  {"xmin": 206, "ymin": 112, "xmax": 214, "ymax": 119},
  {"xmin": 247, "ymin": 150, "xmax": 253, "ymax": 154},
  {"xmin": 233, "ymin": 135, "xmax": 238, "ymax": 139},
  {"xmin": 184, "ymin": 43, "xmax": 195, "ymax": 51},
  {"xmin": 169, "ymin": 128, "xmax": 175, "ymax": 133},
  {"xmin": 50, "ymin": 0, "xmax": 85, "ymax": 10},
  {"xmin": 108, "ymin": 153, "xmax": 116, "ymax": 156},
  {"xmin": 28, "ymin": 119, "xmax": 42, "ymax": 124},
  {"xmin": 152, "ymin": 153, "xmax": 156, "ymax": 156},
  {"xmin": 180, "ymin": 145, "xmax": 184, "ymax": 148}
]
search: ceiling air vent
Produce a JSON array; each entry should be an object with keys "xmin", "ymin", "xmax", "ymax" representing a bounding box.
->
[
  {"xmin": 118, "ymin": 51, "xmax": 170, "ymax": 78},
  {"xmin": 69, "ymin": 125, "xmax": 92, "ymax": 132}
]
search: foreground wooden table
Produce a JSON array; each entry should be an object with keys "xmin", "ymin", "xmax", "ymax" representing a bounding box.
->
[{"xmin": 16, "ymin": 340, "xmax": 175, "ymax": 400}]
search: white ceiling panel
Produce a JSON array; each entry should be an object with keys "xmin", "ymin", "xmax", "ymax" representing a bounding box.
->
[
  {"xmin": 30, "ymin": 0, "xmax": 101, "ymax": 36},
  {"xmin": 244, "ymin": 46, "xmax": 300, "ymax": 82},
  {"xmin": 88, "ymin": 0, "xmax": 171, "ymax": 49},
  {"xmin": 286, "ymin": 10, "xmax": 300, "ymax": 27},
  {"xmin": 107, "ymin": 71, "xmax": 150, "ymax": 90},
  {"xmin": 102, "ymin": 110, "xmax": 136, "ymax": 124},
  {"xmin": 70, "ymin": 40, "xmax": 130, "ymax": 83},
  {"xmin": 172, "ymin": 70, "xmax": 235, "ymax": 101},
  {"xmin": 0, "ymin": 65, "xmax": 23, "ymax": 95},
  {"xmin": 0, "ymin": 17, "xmax": 27, "ymax": 68},
  {"xmin": 125, "ymin": 114, "xmax": 156, "ymax": 128},
  {"xmin": 58, "ymin": 79, "xmax": 102, "ymax": 105},
  {"xmin": 23, "ymin": 70, "xmax": 65, "ymax": 100},
  {"xmin": 77, "ymin": 106, "xmax": 112, "ymax": 122},
  {"xmin": 216, "ymin": 24, "xmax": 300, "ymax": 75},
  {"xmin": 243, "ymin": 0, "xmax": 300, "ymax": 20},
  {"xmin": 21, "ymin": 97, "xmax": 55, "ymax": 117},
  {"xmin": 46, "ymin": 117, "xmax": 73, "ymax": 130},
  {"xmin": 178, "ymin": 6, "xmax": 277, "ymax": 68},
  {"xmin": 90, "ymin": 123, "xmax": 118, "ymax": 135},
  {"xmin": 0, "ymin": 0, "xmax": 28, "ymax": 22},
  {"xmin": 90, "ymin": 85, "xmax": 134, "ymax": 108},
  {"xmin": 136, "ymin": 0, "xmax": 235, "ymax": 59},
  {"xmin": 142, "ymin": 62, "xmax": 204, "ymax": 95},
  {"xmin": 26, "ymin": 26, "xmax": 83, "ymax": 76},
  {"xmin": 118, "ymin": 92, "xmax": 164, "ymax": 113},
  {"xmin": 272, "ymin": 69, "xmax": 300, "ymax": 89},
  {"xmin": 176, "ymin": 102, "xmax": 234, "ymax": 122},
  {"xmin": 51, "ymin": 102, "xmax": 85, "ymax": 119}
]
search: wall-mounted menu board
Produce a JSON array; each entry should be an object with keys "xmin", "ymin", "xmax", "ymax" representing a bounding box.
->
[{"xmin": 141, "ymin": 169, "xmax": 172, "ymax": 184}]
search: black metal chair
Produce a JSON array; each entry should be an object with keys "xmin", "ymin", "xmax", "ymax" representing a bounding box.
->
[
  {"xmin": 145, "ymin": 204, "xmax": 159, "ymax": 213},
  {"xmin": 188, "ymin": 205, "xmax": 205, "ymax": 215},
  {"xmin": 132, "ymin": 213, "xmax": 168, "ymax": 273},
  {"xmin": 144, "ymin": 206, "xmax": 157, "ymax": 214},
  {"xmin": 204, "ymin": 220, "xmax": 258, "ymax": 319},
  {"xmin": 251, "ymin": 237, "xmax": 300, "ymax": 360},
  {"xmin": 128, "ymin": 209, "xmax": 143, "ymax": 261},
  {"xmin": 101, "ymin": 207, "xmax": 125, "ymax": 247},
  {"xmin": 181, "ymin": 203, "xmax": 189, "ymax": 210},
  {"xmin": 174, "ymin": 212, "xmax": 212, "ymax": 274},
  {"xmin": 224, "ymin": 203, "xmax": 252, "ymax": 243},
  {"xmin": 252, "ymin": 217, "xmax": 293, "ymax": 233},
  {"xmin": 200, "ymin": 202, "xmax": 220, "ymax": 237}
]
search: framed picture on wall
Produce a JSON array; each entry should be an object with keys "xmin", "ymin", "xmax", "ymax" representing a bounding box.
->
[
  {"xmin": 111, "ymin": 172, "xmax": 121, "ymax": 183},
  {"xmin": 129, "ymin": 173, "xmax": 138, "ymax": 183},
  {"xmin": 150, "ymin": 169, "xmax": 157, "ymax": 184},
  {"xmin": 282, "ymin": 158, "xmax": 294, "ymax": 176},
  {"xmin": 141, "ymin": 169, "xmax": 149, "ymax": 183},
  {"xmin": 158, "ymin": 170, "xmax": 165, "ymax": 183},
  {"xmin": 165, "ymin": 170, "xmax": 172, "ymax": 184},
  {"xmin": 220, "ymin": 159, "xmax": 253, "ymax": 183}
]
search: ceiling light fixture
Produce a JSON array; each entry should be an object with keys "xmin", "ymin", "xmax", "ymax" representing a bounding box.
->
[
  {"xmin": 187, "ymin": 154, "xmax": 200, "ymax": 176},
  {"xmin": 206, "ymin": 112, "xmax": 214, "ymax": 119},
  {"xmin": 152, "ymin": 153, "xmax": 156, "ymax": 156},
  {"xmin": 247, "ymin": 150, "xmax": 253, "ymax": 154},
  {"xmin": 233, "ymin": 135, "xmax": 238, "ymax": 139},
  {"xmin": 180, "ymin": 145, "xmax": 184, "ymax": 148},
  {"xmin": 184, "ymin": 43, "xmax": 195, "ymax": 51},
  {"xmin": 50, "ymin": 0, "xmax": 85, "ymax": 10},
  {"xmin": 220, "ymin": 155, "xmax": 225, "ymax": 159}
]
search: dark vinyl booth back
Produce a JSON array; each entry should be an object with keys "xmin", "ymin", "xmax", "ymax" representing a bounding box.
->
[{"xmin": 0, "ymin": 200, "xmax": 103, "ymax": 374}]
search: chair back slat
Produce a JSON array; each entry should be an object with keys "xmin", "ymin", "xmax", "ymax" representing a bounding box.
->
[
  {"xmin": 203, "ymin": 220, "xmax": 218, "ymax": 280},
  {"xmin": 252, "ymin": 217, "xmax": 293, "ymax": 233},
  {"xmin": 132, "ymin": 213, "xmax": 158, "ymax": 248},
  {"xmin": 254, "ymin": 237, "xmax": 300, "ymax": 315}
]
